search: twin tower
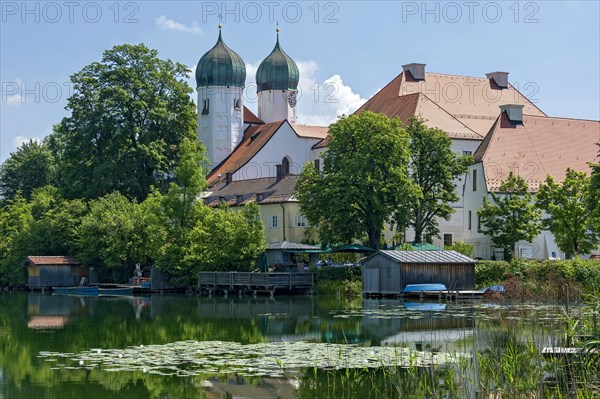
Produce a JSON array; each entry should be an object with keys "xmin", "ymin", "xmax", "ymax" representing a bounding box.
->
[{"xmin": 195, "ymin": 26, "xmax": 299, "ymax": 167}]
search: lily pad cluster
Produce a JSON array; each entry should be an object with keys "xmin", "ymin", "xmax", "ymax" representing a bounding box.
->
[{"xmin": 38, "ymin": 340, "xmax": 462, "ymax": 377}]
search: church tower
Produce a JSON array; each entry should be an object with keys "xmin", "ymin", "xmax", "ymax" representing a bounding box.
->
[
  {"xmin": 256, "ymin": 27, "xmax": 299, "ymax": 123},
  {"xmin": 195, "ymin": 26, "xmax": 246, "ymax": 168}
]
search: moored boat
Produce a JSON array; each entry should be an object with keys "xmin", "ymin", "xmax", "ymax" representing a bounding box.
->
[
  {"xmin": 99, "ymin": 287, "xmax": 133, "ymax": 296},
  {"xmin": 52, "ymin": 286, "xmax": 99, "ymax": 295},
  {"xmin": 403, "ymin": 283, "xmax": 447, "ymax": 293}
]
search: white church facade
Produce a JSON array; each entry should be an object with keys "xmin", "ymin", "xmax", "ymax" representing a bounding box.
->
[{"xmin": 195, "ymin": 27, "xmax": 600, "ymax": 260}]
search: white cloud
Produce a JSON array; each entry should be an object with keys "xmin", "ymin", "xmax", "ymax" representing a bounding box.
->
[
  {"xmin": 2, "ymin": 78, "xmax": 24, "ymax": 106},
  {"xmin": 13, "ymin": 135, "xmax": 42, "ymax": 148},
  {"xmin": 241, "ymin": 60, "xmax": 366, "ymax": 125},
  {"xmin": 3, "ymin": 94, "xmax": 23, "ymax": 106},
  {"xmin": 295, "ymin": 61, "xmax": 366, "ymax": 126},
  {"xmin": 155, "ymin": 16, "xmax": 201, "ymax": 34}
]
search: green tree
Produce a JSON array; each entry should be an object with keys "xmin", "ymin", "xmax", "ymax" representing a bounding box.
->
[
  {"xmin": 0, "ymin": 195, "xmax": 32, "ymax": 285},
  {"xmin": 77, "ymin": 192, "xmax": 164, "ymax": 281},
  {"xmin": 406, "ymin": 117, "xmax": 472, "ymax": 243},
  {"xmin": 537, "ymin": 169, "xmax": 599, "ymax": 258},
  {"xmin": 0, "ymin": 140, "xmax": 55, "ymax": 201},
  {"xmin": 296, "ymin": 112, "xmax": 419, "ymax": 249},
  {"xmin": 590, "ymin": 145, "xmax": 600, "ymax": 226},
  {"xmin": 478, "ymin": 172, "xmax": 542, "ymax": 260},
  {"xmin": 50, "ymin": 43, "xmax": 197, "ymax": 201}
]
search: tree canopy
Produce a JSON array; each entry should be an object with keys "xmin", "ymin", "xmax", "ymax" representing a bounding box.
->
[
  {"xmin": 295, "ymin": 111, "xmax": 419, "ymax": 249},
  {"xmin": 537, "ymin": 168, "xmax": 599, "ymax": 258},
  {"xmin": 406, "ymin": 117, "xmax": 472, "ymax": 244},
  {"xmin": 49, "ymin": 43, "xmax": 197, "ymax": 201},
  {"xmin": 0, "ymin": 140, "xmax": 56, "ymax": 202},
  {"xmin": 478, "ymin": 172, "xmax": 542, "ymax": 260}
]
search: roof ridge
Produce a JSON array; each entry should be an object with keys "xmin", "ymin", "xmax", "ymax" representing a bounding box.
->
[
  {"xmin": 418, "ymin": 92, "xmax": 483, "ymax": 138},
  {"xmin": 523, "ymin": 114, "xmax": 600, "ymax": 123}
]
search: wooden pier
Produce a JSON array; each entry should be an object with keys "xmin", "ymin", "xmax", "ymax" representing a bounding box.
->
[{"xmin": 197, "ymin": 272, "xmax": 314, "ymax": 297}]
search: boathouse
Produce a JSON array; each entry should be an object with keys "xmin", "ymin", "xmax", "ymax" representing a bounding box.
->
[
  {"xmin": 360, "ymin": 250, "xmax": 475, "ymax": 296},
  {"xmin": 24, "ymin": 256, "xmax": 94, "ymax": 288}
]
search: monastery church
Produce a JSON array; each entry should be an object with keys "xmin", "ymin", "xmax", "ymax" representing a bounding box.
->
[{"xmin": 196, "ymin": 27, "xmax": 600, "ymax": 260}]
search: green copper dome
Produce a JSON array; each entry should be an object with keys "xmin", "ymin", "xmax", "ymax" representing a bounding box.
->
[
  {"xmin": 196, "ymin": 29, "xmax": 246, "ymax": 88},
  {"xmin": 256, "ymin": 31, "xmax": 299, "ymax": 92}
]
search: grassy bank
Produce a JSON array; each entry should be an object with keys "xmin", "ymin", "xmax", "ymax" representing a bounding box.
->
[{"xmin": 314, "ymin": 259, "xmax": 600, "ymax": 301}]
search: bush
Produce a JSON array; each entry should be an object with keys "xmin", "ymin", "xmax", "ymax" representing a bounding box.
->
[
  {"xmin": 315, "ymin": 280, "xmax": 362, "ymax": 297},
  {"xmin": 315, "ymin": 266, "xmax": 361, "ymax": 283},
  {"xmin": 445, "ymin": 241, "xmax": 475, "ymax": 257},
  {"xmin": 475, "ymin": 260, "xmax": 510, "ymax": 288}
]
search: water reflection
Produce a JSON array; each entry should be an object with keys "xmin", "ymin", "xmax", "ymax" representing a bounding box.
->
[{"xmin": 1, "ymin": 293, "xmax": 570, "ymax": 399}]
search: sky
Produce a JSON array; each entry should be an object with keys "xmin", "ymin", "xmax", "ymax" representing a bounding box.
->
[{"xmin": 1, "ymin": 1, "xmax": 599, "ymax": 162}]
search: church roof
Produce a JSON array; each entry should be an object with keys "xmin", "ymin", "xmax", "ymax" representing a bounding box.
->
[
  {"xmin": 204, "ymin": 175, "xmax": 299, "ymax": 206},
  {"xmin": 244, "ymin": 107, "xmax": 264, "ymax": 124},
  {"xmin": 356, "ymin": 71, "xmax": 546, "ymax": 139},
  {"xmin": 196, "ymin": 29, "xmax": 246, "ymax": 88},
  {"xmin": 206, "ymin": 121, "xmax": 285, "ymax": 186},
  {"xmin": 256, "ymin": 31, "xmax": 299, "ymax": 92},
  {"xmin": 475, "ymin": 113, "xmax": 599, "ymax": 192}
]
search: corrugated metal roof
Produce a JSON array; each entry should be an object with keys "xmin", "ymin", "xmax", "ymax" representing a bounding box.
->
[
  {"xmin": 267, "ymin": 241, "xmax": 319, "ymax": 250},
  {"xmin": 374, "ymin": 250, "xmax": 475, "ymax": 264}
]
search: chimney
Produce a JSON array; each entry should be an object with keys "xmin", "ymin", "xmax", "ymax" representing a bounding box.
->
[
  {"xmin": 276, "ymin": 164, "xmax": 285, "ymax": 182},
  {"xmin": 225, "ymin": 172, "xmax": 233, "ymax": 185},
  {"xmin": 402, "ymin": 63, "xmax": 426, "ymax": 81},
  {"xmin": 500, "ymin": 104, "xmax": 524, "ymax": 124},
  {"xmin": 486, "ymin": 71, "xmax": 509, "ymax": 89}
]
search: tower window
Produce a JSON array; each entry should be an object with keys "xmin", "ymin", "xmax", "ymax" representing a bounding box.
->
[
  {"xmin": 201, "ymin": 98, "xmax": 210, "ymax": 115},
  {"xmin": 233, "ymin": 98, "xmax": 241, "ymax": 110},
  {"xmin": 472, "ymin": 169, "xmax": 477, "ymax": 191},
  {"xmin": 282, "ymin": 157, "xmax": 290, "ymax": 174},
  {"xmin": 314, "ymin": 159, "xmax": 320, "ymax": 172}
]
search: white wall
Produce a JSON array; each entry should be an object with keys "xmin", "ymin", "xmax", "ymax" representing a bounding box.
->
[
  {"xmin": 232, "ymin": 122, "xmax": 321, "ymax": 180},
  {"xmin": 258, "ymin": 90, "xmax": 297, "ymax": 123},
  {"xmin": 198, "ymin": 86, "xmax": 244, "ymax": 169}
]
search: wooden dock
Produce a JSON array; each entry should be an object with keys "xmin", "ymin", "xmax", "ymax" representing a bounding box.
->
[{"xmin": 197, "ymin": 272, "xmax": 314, "ymax": 297}]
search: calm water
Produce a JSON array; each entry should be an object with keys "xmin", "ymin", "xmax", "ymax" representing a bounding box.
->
[{"xmin": 0, "ymin": 292, "xmax": 572, "ymax": 399}]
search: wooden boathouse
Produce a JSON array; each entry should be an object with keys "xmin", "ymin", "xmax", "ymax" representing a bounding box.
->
[
  {"xmin": 24, "ymin": 256, "xmax": 96, "ymax": 289},
  {"xmin": 197, "ymin": 272, "xmax": 314, "ymax": 296},
  {"xmin": 360, "ymin": 250, "xmax": 475, "ymax": 296}
]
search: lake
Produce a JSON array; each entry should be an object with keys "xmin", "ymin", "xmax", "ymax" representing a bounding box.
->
[{"xmin": 0, "ymin": 292, "xmax": 594, "ymax": 398}]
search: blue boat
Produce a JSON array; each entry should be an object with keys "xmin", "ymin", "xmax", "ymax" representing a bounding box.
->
[
  {"xmin": 52, "ymin": 286, "xmax": 99, "ymax": 295},
  {"xmin": 404, "ymin": 302, "xmax": 447, "ymax": 311},
  {"xmin": 403, "ymin": 283, "xmax": 447, "ymax": 293},
  {"xmin": 99, "ymin": 287, "xmax": 133, "ymax": 296}
]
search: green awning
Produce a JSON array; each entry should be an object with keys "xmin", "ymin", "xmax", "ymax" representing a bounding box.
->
[
  {"xmin": 329, "ymin": 244, "xmax": 376, "ymax": 253},
  {"xmin": 411, "ymin": 243, "xmax": 444, "ymax": 251}
]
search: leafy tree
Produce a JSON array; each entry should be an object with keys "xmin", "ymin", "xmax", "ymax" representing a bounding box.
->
[
  {"xmin": 445, "ymin": 241, "xmax": 475, "ymax": 258},
  {"xmin": 77, "ymin": 192, "xmax": 165, "ymax": 281},
  {"xmin": 406, "ymin": 117, "xmax": 472, "ymax": 243},
  {"xmin": 186, "ymin": 203, "xmax": 266, "ymax": 274},
  {"xmin": 0, "ymin": 140, "xmax": 55, "ymax": 201},
  {"xmin": 0, "ymin": 195, "xmax": 32, "ymax": 285},
  {"xmin": 49, "ymin": 43, "xmax": 197, "ymax": 201},
  {"xmin": 478, "ymin": 172, "xmax": 542, "ymax": 260},
  {"xmin": 590, "ymin": 145, "xmax": 600, "ymax": 225},
  {"xmin": 296, "ymin": 112, "xmax": 419, "ymax": 249},
  {"xmin": 537, "ymin": 169, "xmax": 599, "ymax": 258}
]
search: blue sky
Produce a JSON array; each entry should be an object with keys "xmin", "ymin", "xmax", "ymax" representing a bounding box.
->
[{"xmin": 1, "ymin": 1, "xmax": 599, "ymax": 162}]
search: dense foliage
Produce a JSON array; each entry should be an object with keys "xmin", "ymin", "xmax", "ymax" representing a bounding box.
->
[
  {"xmin": 296, "ymin": 112, "xmax": 419, "ymax": 249},
  {"xmin": 48, "ymin": 44, "xmax": 197, "ymax": 201},
  {"xmin": 0, "ymin": 139, "xmax": 265, "ymax": 287},
  {"xmin": 0, "ymin": 140, "xmax": 56, "ymax": 202},
  {"xmin": 406, "ymin": 117, "xmax": 472, "ymax": 244},
  {"xmin": 537, "ymin": 169, "xmax": 599, "ymax": 257},
  {"xmin": 478, "ymin": 172, "xmax": 542, "ymax": 260}
]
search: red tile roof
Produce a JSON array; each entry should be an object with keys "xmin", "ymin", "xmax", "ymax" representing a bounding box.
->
[
  {"xmin": 25, "ymin": 256, "xmax": 80, "ymax": 265},
  {"xmin": 475, "ymin": 113, "xmax": 600, "ymax": 192},
  {"xmin": 207, "ymin": 120, "xmax": 285, "ymax": 186},
  {"xmin": 244, "ymin": 106, "xmax": 263, "ymax": 124},
  {"xmin": 205, "ymin": 175, "xmax": 299, "ymax": 206},
  {"xmin": 356, "ymin": 72, "xmax": 546, "ymax": 139}
]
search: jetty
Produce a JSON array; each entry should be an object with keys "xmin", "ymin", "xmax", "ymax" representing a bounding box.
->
[{"xmin": 197, "ymin": 272, "xmax": 314, "ymax": 297}]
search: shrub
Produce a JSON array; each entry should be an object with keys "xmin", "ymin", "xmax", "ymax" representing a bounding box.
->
[
  {"xmin": 475, "ymin": 260, "xmax": 509, "ymax": 288},
  {"xmin": 445, "ymin": 241, "xmax": 475, "ymax": 257},
  {"xmin": 315, "ymin": 266, "xmax": 361, "ymax": 283}
]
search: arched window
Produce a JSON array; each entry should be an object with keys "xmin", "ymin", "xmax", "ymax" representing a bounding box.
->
[{"xmin": 282, "ymin": 157, "xmax": 290, "ymax": 174}]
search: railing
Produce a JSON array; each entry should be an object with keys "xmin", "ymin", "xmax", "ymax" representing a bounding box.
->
[{"xmin": 198, "ymin": 272, "xmax": 314, "ymax": 291}]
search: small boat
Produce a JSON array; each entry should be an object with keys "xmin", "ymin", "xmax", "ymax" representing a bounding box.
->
[
  {"xmin": 52, "ymin": 286, "xmax": 99, "ymax": 295},
  {"xmin": 403, "ymin": 283, "xmax": 447, "ymax": 293},
  {"xmin": 403, "ymin": 302, "xmax": 447, "ymax": 311},
  {"xmin": 99, "ymin": 287, "xmax": 133, "ymax": 296}
]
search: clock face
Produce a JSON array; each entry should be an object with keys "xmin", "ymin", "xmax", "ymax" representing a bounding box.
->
[{"xmin": 287, "ymin": 91, "xmax": 297, "ymax": 108}]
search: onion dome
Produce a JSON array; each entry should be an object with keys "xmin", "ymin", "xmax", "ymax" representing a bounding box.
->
[
  {"xmin": 195, "ymin": 27, "xmax": 246, "ymax": 88},
  {"xmin": 256, "ymin": 28, "xmax": 299, "ymax": 92}
]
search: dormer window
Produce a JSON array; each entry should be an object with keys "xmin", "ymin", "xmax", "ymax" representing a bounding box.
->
[
  {"xmin": 219, "ymin": 196, "xmax": 225, "ymax": 202},
  {"xmin": 256, "ymin": 193, "xmax": 264, "ymax": 201},
  {"xmin": 236, "ymin": 195, "xmax": 243, "ymax": 203}
]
